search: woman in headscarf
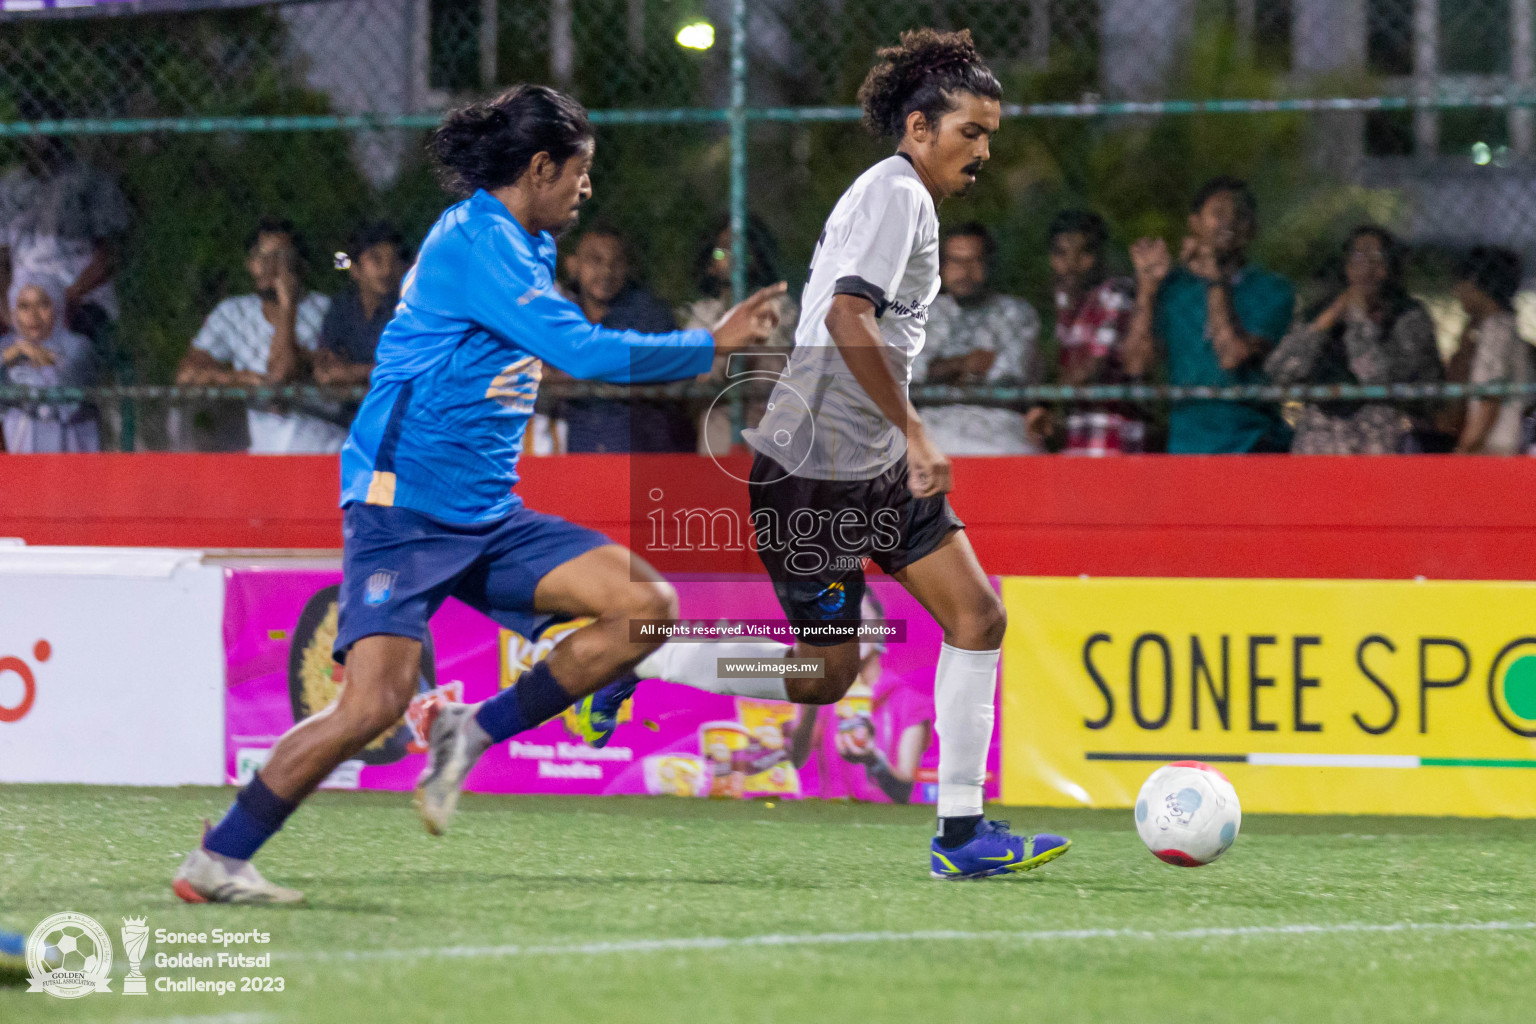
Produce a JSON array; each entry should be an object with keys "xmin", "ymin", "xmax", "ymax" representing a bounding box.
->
[
  {"xmin": 1265, "ymin": 226, "xmax": 1442, "ymax": 454},
  {"xmin": 1, "ymin": 272, "xmax": 99, "ymax": 452}
]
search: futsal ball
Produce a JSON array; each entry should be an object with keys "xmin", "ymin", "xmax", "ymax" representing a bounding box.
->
[
  {"xmin": 40, "ymin": 925, "xmax": 99, "ymax": 974},
  {"xmin": 1134, "ymin": 761, "xmax": 1242, "ymax": 866}
]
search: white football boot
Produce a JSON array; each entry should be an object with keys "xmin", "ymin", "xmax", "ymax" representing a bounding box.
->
[
  {"xmin": 414, "ymin": 701, "xmax": 490, "ymax": 836},
  {"xmin": 172, "ymin": 827, "xmax": 304, "ymax": 905}
]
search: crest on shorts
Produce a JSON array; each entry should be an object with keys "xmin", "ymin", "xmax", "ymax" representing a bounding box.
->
[
  {"xmin": 364, "ymin": 569, "xmax": 397, "ymax": 606},
  {"xmin": 814, "ymin": 581, "xmax": 847, "ymax": 617}
]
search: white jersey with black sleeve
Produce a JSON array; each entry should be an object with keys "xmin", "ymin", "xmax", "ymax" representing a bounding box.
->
[{"xmin": 743, "ymin": 154, "xmax": 939, "ymax": 480}]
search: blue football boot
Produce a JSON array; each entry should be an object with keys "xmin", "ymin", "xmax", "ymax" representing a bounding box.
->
[
  {"xmin": 569, "ymin": 673, "xmax": 639, "ymax": 749},
  {"xmin": 929, "ymin": 820, "xmax": 1072, "ymax": 879}
]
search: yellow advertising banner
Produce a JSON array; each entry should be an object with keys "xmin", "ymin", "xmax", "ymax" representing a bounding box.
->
[{"xmin": 1001, "ymin": 577, "xmax": 1536, "ymax": 817}]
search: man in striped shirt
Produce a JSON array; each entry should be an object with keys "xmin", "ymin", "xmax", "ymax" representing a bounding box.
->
[{"xmin": 1048, "ymin": 209, "xmax": 1144, "ymax": 455}]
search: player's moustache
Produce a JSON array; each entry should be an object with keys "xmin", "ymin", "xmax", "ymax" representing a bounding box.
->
[{"xmin": 962, "ymin": 159, "xmax": 985, "ymax": 176}]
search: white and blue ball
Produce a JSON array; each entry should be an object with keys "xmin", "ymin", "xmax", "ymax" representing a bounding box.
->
[{"xmin": 1134, "ymin": 761, "xmax": 1242, "ymax": 866}]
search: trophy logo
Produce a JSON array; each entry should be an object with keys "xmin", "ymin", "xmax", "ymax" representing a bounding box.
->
[{"xmin": 120, "ymin": 917, "xmax": 148, "ymax": 995}]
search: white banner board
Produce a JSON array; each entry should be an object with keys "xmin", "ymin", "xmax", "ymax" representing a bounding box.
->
[{"xmin": 0, "ymin": 547, "xmax": 225, "ymax": 785}]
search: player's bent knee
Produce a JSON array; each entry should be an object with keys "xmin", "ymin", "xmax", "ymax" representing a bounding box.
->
[
  {"xmin": 948, "ymin": 594, "xmax": 1006, "ymax": 650},
  {"xmin": 356, "ymin": 698, "xmax": 411, "ymax": 739},
  {"xmin": 976, "ymin": 595, "xmax": 1007, "ymax": 649},
  {"xmin": 631, "ymin": 579, "xmax": 679, "ymax": 624},
  {"xmin": 335, "ymin": 685, "xmax": 414, "ymax": 739},
  {"xmin": 789, "ymin": 677, "xmax": 848, "ymax": 705},
  {"xmin": 789, "ymin": 647, "xmax": 860, "ymax": 704}
]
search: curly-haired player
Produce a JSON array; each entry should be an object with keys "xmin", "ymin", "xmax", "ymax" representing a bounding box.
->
[
  {"xmin": 560, "ymin": 30, "xmax": 1068, "ymax": 879},
  {"xmin": 744, "ymin": 28, "xmax": 1068, "ymax": 878}
]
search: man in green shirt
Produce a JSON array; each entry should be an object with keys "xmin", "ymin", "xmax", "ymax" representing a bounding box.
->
[{"xmin": 1123, "ymin": 177, "xmax": 1294, "ymax": 453}]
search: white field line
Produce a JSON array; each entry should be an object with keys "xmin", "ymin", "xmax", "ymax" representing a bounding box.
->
[{"xmin": 300, "ymin": 920, "xmax": 1536, "ymax": 963}]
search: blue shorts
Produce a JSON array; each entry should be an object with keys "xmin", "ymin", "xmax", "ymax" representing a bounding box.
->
[{"xmin": 334, "ymin": 501, "xmax": 613, "ymax": 661}]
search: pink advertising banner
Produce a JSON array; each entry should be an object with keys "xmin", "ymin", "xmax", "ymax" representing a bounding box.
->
[{"xmin": 223, "ymin": 568, "xmax": 1001, "ymax": 804}]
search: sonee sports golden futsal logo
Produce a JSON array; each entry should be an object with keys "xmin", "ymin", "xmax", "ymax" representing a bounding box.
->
[{"xmin": 26, "ymin": 911, "xmax": 113, "ymax": 999}]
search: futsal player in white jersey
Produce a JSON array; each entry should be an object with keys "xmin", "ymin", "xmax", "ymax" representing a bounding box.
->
[
  {"xmin": 748, "ymin": 28, "xmax": 1069, "ymax": 877},
  {"xmin": 635, "ymin": 29, "xmax": 1068, "ymax": 878}
]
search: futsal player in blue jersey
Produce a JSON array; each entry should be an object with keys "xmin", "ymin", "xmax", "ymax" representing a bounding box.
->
[{"xmin": 173, "ymin": 85, "xmax": 783, "ymax": 904}]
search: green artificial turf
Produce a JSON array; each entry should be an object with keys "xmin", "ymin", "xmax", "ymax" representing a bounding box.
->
[{"xmin": 2, "ymin": 786, "xmax": 1533, "ymax": 1023}]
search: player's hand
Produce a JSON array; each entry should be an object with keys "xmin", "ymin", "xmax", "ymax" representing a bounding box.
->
[
  {"xmin": 9, "ymin": 340, "xmax": 56, "ymax": 367},
  {"xmin": 1342, "ymin": 281, "xmax": 1377, "ymax": 320},
  {"xmin": 711, "ymin": 282, "xmax": 788, "ymax": 354},
  {"xmin": 1024, "ymin": 405, "xmax": 1052, "ymax": 446},
  {"xmin": 311, "ymin": 351, "xmax": 341, "ymax": 386},
  {"xmin": 274, "ymin": 264, "xmax": 301, "ymax": 311},
  {"xmin": 1179, "ymin": 234, "xmax": 1203, "ymax": 268},
  {"xmin": 1130, "ymin": 237, "xmax": 1172, "ymax": 292},
  {"xmin": 960, "ymin": 348, "xmax": 996, "ymax": 381},
  {"xmin": 906, "ymin": 422, "xmax": 952, "ymax": 499},
  {"xmin": 1185, "ymin": 236, "xmax": 1227, "ymax": 282}
]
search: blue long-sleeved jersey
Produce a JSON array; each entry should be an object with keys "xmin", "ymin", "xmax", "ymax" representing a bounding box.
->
[{"xmin": 339, "ymin": 190, "xmax": 715, "ymax": 522}]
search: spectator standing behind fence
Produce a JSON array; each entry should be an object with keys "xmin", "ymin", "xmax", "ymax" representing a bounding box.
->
[
  {"xmin": 1448, "ymin": 247, "xmax": 1534, "ymax": 455},
  {"xmin": 314, "ymin": 221, "xmax": 409, "ymax": 387},
  {"xmin": 556, "ymin": 223, "xmax": 696, "ymax": 453},
  {"xmin": 1047, "ymin": 210, "xmax": 1144, "ymax": 455},
  {"xmin": 175, "ymin": 218, "xmax": 338, "ymax": 453},
  {"xmin": 1124, "ymin": 177, "xmax": 1294, "ymax": 453},
  {"xmin": 910, "ymin": 222, "xmax": 1044, "ymax": 455},
  {"xmin": 0, "ymin": 136, "xmax": 130, "ymax": 373},
  {"xmin": 1, "ymin": 273, "xmax": 98, "ymax": 453},
  {"xmin": 1264, "ymin": 227, "xmax": 1443, "ymax": 455},
  {"xmin": 679, "ymin": 214, "xmax": 799, "ymax": 455}
]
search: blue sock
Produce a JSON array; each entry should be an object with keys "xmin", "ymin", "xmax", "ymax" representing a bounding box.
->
[
  {"xmin": 203, "ymin": 774, "xmax": 297, "ymax": 861},
  {"xmin": 473, "ymin": 661, "xmax": 577, "ymax": 743}
]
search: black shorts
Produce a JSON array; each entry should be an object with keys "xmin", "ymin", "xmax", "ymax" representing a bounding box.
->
[{"xmin": 748, "ymin": 451, "xmax": 963, "ymax": 646}]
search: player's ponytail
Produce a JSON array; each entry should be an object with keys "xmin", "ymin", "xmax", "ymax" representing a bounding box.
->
[
  {"xmin": 430, "ymin": 84, "xmax": 594, "ymax": 196},
  {"xmin": 857, "ymin": 28, "xmax": 1002, "ymax": 139}
]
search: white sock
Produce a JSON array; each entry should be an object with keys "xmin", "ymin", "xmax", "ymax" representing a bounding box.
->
[
  {"xmin": 635, "ymin": 641, "xmax": 791, "ymax": 702},
  {"xmin": 934, "ymin": 642, "xmax": 999, "ymax": 819}
]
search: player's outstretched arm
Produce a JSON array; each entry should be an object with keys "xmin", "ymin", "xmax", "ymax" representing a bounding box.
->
[
  {"xmin": 825, "ymin": 293, "xmax": 951, "ymax": 498},
  {"xmin": 710, "ymin": 282, "xmax": 788, "ymax": 355},
  {"xmin": 468, "ymin": 227, "xmax": 783, "ymax": 384}
]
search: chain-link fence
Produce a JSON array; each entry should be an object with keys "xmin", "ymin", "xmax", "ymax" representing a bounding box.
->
[{"xmin": 1, "ymin": 0, "xmax": 1535, "ymax": 452}]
